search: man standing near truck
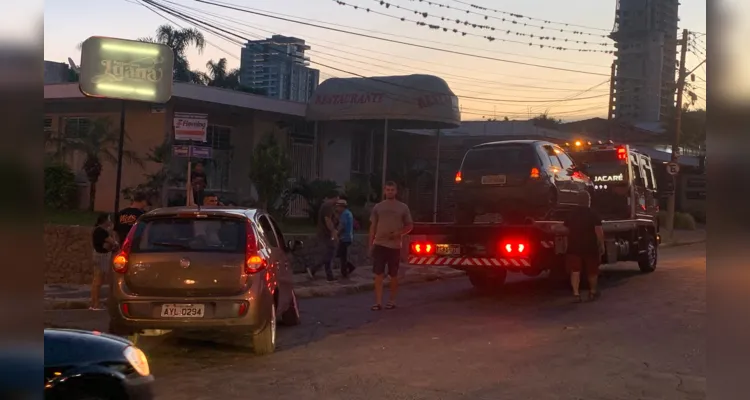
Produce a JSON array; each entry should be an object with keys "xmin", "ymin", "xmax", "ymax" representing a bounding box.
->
[
  {"xmin": 564, "ymin": 191, "xmax": 605, "ymax": 302},
  {"xmin": 369, "ymin": 181, "xmax": 413, "ymax": 310}
]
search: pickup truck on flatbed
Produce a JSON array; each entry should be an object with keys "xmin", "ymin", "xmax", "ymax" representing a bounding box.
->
[{"xmin": 407, "ymin": 140, "xmax": 661, "ymax": 291}]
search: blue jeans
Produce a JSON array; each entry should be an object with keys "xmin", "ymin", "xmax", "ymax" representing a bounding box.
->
[{"xmin": 312, "ymin": 237, "xmax": 336, "ymax": 280}]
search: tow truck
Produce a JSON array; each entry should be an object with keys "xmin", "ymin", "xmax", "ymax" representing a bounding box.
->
[{"xmin": 407, "ymin": 140, "xmax": 661, "ymax": 291}]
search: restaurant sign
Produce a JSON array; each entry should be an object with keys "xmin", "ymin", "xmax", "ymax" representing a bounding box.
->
[{"xmin": 79, "ymin": 36, "xmax": 174, "ymax": 103}]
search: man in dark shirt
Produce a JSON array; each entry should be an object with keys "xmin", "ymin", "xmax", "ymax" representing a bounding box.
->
[
  {"xmin": 114, "ymin": 193, "xmax": 148, "ymax": 244},
  {"xmin": 563, "ymin": 192, "xmax": 605, "ymax": 302},
  {"xmin": 306, "ymin": 191, "xmax": 339, "ymax": 282}
]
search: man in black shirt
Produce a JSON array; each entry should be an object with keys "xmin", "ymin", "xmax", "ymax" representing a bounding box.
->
[
  {"xmin": 114, "ymin": 193, "xmax": 148, "ymax": 244},
  {"xmin": 306, "ymin": 191, "xmax": 339, "ymax": 282},
  {"xmin": 563, "ymin": 192, "xmax": 605, "ymax": 302}
]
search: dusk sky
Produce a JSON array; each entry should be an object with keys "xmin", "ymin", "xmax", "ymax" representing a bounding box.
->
[{"xmin": 43, "ymin": 0, "xmax": 707, "ymax": 121}]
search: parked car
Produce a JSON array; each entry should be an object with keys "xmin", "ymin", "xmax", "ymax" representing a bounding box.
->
[
  {"xmin": 453, "ymin": 140, "xmax": 593, "ymax": 223},
  {"xmin": 107, "ymin": 206, "xmax": 303, "ymax": 355},
  {"xmin": 44, "ymin": 328, "xmax": 154, "ymax": 400}
]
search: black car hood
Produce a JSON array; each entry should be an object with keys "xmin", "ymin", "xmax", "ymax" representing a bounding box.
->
[{"xmin": 44, "ymin": 329, "xmax": 133, "ymax": 368}]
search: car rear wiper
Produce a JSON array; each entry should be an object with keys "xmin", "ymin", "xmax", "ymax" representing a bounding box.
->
[{"xmin": 151, "ymin": 241, "xmax": 191, "ymax": 249}]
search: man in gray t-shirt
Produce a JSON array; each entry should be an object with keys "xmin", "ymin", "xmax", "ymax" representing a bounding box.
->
[{"xmin": 369, "ymin": 181, "xmax": 413, "ymax": 310}]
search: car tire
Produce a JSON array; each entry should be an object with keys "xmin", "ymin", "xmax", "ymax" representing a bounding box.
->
[
  {"xmin": 252, "ymin": 303, "xmax": 276, "ymax": 355},
  {"xmin": 468, "ymin": 270, "xmax": 507, "ymax": 293},
  {"xmin": 637, "ymin": 233, "xmax": 658, "ymax": 273},
  {"xmin": 281, "ymin": 290, "xmax": 301, "ymax": 326}
]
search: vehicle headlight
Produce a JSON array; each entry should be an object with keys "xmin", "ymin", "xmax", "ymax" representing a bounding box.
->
[{"xmin": 123, "ymin": 346, "xmax": 150, "ymax": 376}]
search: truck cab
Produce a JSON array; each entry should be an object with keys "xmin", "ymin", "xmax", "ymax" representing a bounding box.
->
[{"xmin": 564, "ymin": 141, "xmax": 659, "ymax": 224}]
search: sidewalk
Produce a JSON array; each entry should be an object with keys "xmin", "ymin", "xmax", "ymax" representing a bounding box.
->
[
  {"xmin": 44, "ymin": 228, "xmax": 705, "ymax": 310},
  {"xmin": 44, "ymin": 265, "xmax": 464, "ymax": 310}
]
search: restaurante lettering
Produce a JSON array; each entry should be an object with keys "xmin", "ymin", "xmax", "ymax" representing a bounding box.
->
[{"xmin": 315, "ymin": 93, "xmax": 385, "ymax": 105}]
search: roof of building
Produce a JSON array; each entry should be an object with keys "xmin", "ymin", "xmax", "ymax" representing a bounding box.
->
[
  {"xmin": 44, "ymin": 82, "xmax": 306, "ymax": 117},
  {"xmin": 306, "ymin": 74, "xmax": 461, "ymax": 129},
  {"xmin": 398, "ymin": 120, "xmax": 596, "ymax": 141}
]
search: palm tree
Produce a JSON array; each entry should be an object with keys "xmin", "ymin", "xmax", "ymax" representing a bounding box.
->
[
  {"xmin": 138, "ymin": 25, "xmax": 206, "ymax": 83},
  {"xmin": 203, "ymin": 58, "xmax": 267, "ymax": 95},
  {"xmin": 51, "ymin": 117, "xmax": 142, "ymax": 210}
]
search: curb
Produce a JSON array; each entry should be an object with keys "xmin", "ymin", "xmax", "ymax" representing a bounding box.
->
[
  {"xmin": 659, "ymin": 238, "xmax": 706, "ymax": 249},
  {"xmin": 44, "ymin": 270, "xmax": 467, "ymax": 310}
]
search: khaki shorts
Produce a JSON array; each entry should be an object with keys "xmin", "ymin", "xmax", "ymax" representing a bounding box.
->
[{"xmin": 565, "ymin": 254, "xmax": 601, "ymax": 277}]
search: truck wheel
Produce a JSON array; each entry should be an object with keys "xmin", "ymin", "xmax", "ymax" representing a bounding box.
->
[
  {"xmin": 468, "ymin": 271, "xmax": 507, "ymax": 292},
  {"xmin": 638, "ymin": 234, "xmax": 658, "ymax": 273}
]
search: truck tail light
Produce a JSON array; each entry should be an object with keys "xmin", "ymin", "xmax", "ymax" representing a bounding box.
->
[
  {"xmin": 113, "ymin": 226, "xmax": 136, "ymax": 274},
  {"xmin": 530, "ymin": 167, "xmax": 540, "ymax": 179},
  {"xmin": 617, "ymin": 146, "xmax": 627, "ymax": 160},
  {"xmin": 245, "ymin": 221, "xmax": 267, "ymax": 274},
  {"xmin": 455, "ymin": 171, "xmax": 462, "ymax": 183},
  {"xmin": 410, "ymin": 241, "xmax": 435, "ymax": 255},
  {"xmin": 501, "ymin": 240, "xmax": 529, "ymax": 257}
]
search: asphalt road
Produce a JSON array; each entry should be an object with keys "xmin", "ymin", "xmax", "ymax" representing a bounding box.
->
[{"xmin": 45, "ymin": 243, "xmax": 706, "ymax": 400}]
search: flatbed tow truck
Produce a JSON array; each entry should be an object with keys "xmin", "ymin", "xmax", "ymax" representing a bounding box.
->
[{"xmin": 406, "ymin": 140, "xmax": 661, "ymax": 290}]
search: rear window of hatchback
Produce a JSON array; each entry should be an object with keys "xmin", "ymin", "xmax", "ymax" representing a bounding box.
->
[{"xmin": 130, "ymin": 216, "xmax": 247, "ymax": 254}]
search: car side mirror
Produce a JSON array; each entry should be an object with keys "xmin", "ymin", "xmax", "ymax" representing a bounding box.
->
[{"xmin": 287, "ymin": 239, "xmax": 303, "ymax": 252}]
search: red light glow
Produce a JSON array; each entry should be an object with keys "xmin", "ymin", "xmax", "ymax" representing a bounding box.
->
[
  {"xmin": 501, "ymin": 241, "xmax": 529, "ymax": 256},
  {"xmin": 411, "ymin": 241, "xmax": 436, "ymax": 255}
]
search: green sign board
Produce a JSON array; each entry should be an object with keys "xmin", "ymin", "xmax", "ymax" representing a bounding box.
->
[{"xmin": 79, "ymin": 36, "xmax": 174, "ymax": 103}]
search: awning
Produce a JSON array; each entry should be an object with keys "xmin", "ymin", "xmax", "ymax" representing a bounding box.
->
[{"xmin": 306, "ymin": 74, "xmax": 461, "ymax": 129}]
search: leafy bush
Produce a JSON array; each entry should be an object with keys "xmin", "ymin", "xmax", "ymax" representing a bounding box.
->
[
  {"xmin": 658, "ymin": 211, "xmax": 697, "ymax": 230},
  {"xmin": 44, "ymin": 163, "xmax": 77, "ymax": 210},
  {"xmin": 248, "ymin": 133, "xmax": 291, "ymax": 216},
  {"xmin": 293, "ymin": 178, "xmax": 340, "ymax": 223},
  {"xmin": 688, "ymin": 209, "xmax": 706, "ymax": 224},
  {"xmin": 344, "ymin": 175, "xmax": 376, "ymax": 206}
]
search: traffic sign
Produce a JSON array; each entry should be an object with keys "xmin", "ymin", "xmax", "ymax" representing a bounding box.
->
[{"xmin": 666, "ymin": 162, "xmax": 680, "ymax": 175}]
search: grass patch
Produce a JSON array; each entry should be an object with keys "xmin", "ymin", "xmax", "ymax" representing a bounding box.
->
[{"xmin": 45, "ymin": 209, "xmax": 101, "ymax": 226}]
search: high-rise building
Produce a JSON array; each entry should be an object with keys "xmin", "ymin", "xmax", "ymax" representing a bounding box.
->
[
  {"xmin": 239, "ymin": 35, "xmax": 320, "ymax": 103},
  {"xmin": 610, "ymin": 0, "xmax": 679, "ymax": 124}
]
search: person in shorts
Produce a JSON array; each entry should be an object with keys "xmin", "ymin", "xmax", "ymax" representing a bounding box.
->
[
  {"xmin": 563, "ymin": 191, "xmax": 605, "ymax": 302},
  {"xmin": 91, "ymin": 213, "xmax": 118, "ymax": 310},
  {"xmin": 369, "ymin": 181, "xmax": 413, "ymax": 310}
]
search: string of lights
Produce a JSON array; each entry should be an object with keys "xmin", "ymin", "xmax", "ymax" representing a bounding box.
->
[
  {"xmin": 446, "ymin": 0, "xmax": 611, "ymax": 33},
  {"xmin": 192, "ymin": 0, "xmax": 612, "ymax": 77},
  {"xmin": 361, "ymin": 0, "xmax": 613, "ymax": 46},
  {"xmin": 139, "ymin": 0, "xmax": 611, "ymax": 119},
  {"xmin": 331, "ymin": 0, "xmax": 616, "ymax": 53}
]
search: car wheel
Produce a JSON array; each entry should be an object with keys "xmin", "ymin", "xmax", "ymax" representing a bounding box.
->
[
  {"xmin": 281, "ymin": 290, "xmax": 301, "ymax": 326},
  {"xmin": 252, "ymin": 303, "xmax": 276, "ymax": 355},
  {"xmin": 638, "ymin": 233, "xmax": 658, "ymax": 273},
  {"xmin": 468, "ymin": 270, "xmax": 507, "ymax": 293}
]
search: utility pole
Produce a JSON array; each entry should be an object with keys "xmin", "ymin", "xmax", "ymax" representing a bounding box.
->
[
  {"xmin": 665, "ymin": 28, "xmax": 689, "ymax": 242},
  {"xmin": 607, "ymin": 61, "xmax": 616, "ymax": 140}
]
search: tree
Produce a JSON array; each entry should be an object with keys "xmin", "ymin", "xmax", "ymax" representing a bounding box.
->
[
  {"xmin": 293, "ymin": 178, "xmax": 340, "ymax": 224},
  {"xmin": 531, "ymin": 111, "xmax": 562, "ymax": 129},
  {"xmin": 51, "ymin": 117, "xmax": 141, "ymax": 210},
  {"xmin": 200, "ymin": 57, "xmax": 267, "ymax": 95},
  {"xmin": 248, "ymin": 133, "xmax": 292, "ymax": 215},
  {"xmin": 138, "ymin": 25, "xmax": 206, "ymax": 83}
]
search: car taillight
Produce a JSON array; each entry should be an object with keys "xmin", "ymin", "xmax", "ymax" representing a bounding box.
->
[
  {"xmin": 113, "ymin": 226, "xmax": 136, "ymax": 274},
  {"xmin": 245, "ymin": 221, "xmax": 267, "ymax": 274},
  {"xmin": 410, "ymin": 241, "xmax": 435, "ymax": 255},
  {"xmin": 455, "ymin": 171, "xmax": 462, "ymax": 183},
  {"xmin": 617, "ymin": 146, "xmax": 627, "ymax": 160},
  {"xmin": 501, "ymin": 240, "xmax": 529, "ymax": 257},
  {"xmin": 530, "ymin": 167, "xmax": 540, "ymax": 178}
]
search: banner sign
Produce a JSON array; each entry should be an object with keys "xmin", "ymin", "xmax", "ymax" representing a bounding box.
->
[
  {"xmin": 174, "ymin": 112, "xmax": 208, "ymax": 142},
  {"xmin": 172, "ymin": 144, "xmax": 212, "ymax": 159},
  {"xmin": 173, "ymin": 145, "xmax": 190, "ymax": 157}
]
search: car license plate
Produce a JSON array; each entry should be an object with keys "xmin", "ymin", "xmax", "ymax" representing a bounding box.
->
[
  {"xmin": 160, "ymin": 304, "xmax": 205, "ymax": 318},
  {"xmin": 481, "ymin": 175, "xmax": 506, "ymax": 185},
  {"xmin": 436, "ymin": 244, "xmax": 461, "ymax": 256}
]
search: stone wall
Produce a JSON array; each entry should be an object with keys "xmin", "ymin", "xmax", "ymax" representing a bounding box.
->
[{"xmin": 44, "ymin": 225, "xmax": 378, "ymax": 284}]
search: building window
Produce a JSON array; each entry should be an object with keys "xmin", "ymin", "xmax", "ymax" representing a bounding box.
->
[
  {"xmin": 351, "ymin": 132, "xmax": 369, "ymax": 174},
  {"xmin": 63, "ymin": 117, "xmax": 91, "ymax": 138}
]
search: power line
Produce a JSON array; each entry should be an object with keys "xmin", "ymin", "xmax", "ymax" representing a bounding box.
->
[
  {"xmin": 331, "ymin": 0, "xmax": 615, "ymax": 53},
  {"xmin": 138, "ymin": 0, "xmax": 609, "ymax": 119},
  {"xmin": 355, "ymin": 0, "xmax": 613, "ymax": 47},
  {"xmin": 192, "ymin": 0, "xmax": 612, "ymax": 77}
]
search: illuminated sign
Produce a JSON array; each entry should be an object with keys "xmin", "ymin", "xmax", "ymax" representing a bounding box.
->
[
  {"xmin": 79, "ymin": 36, "xmax": 174, "ymax": 103},
  {"xmin": 593, "ymin": 174, "xmax": 624, "ymax": 182}
]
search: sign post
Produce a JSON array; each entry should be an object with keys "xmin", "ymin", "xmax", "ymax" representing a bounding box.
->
[{"xmin": 79, "ymin": 36, "xmax": 174, "ymax": 213}]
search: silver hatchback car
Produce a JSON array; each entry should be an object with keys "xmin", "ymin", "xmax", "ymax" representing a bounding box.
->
[{"xmin": 107, "ymin": 206, "xmax": 302, "ymax": 355}]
